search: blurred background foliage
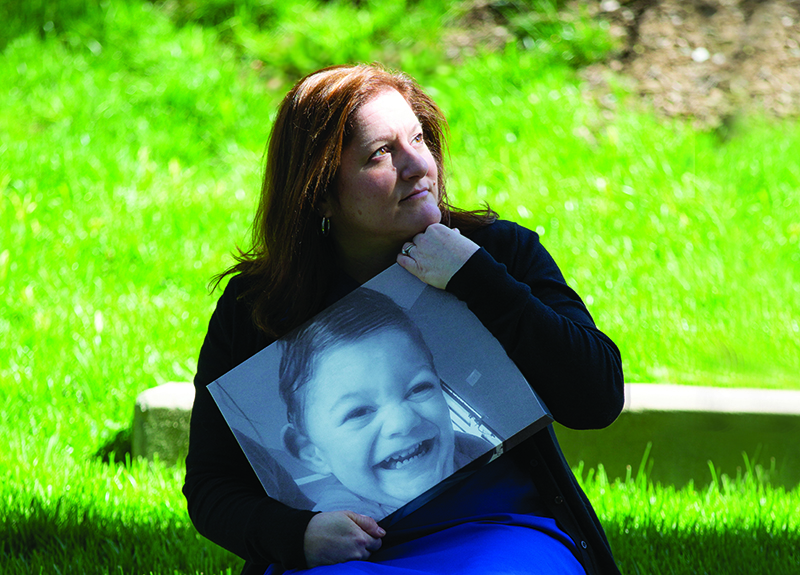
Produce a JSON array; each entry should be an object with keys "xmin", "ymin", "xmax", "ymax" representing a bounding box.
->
[{"xmin": 0, "ymin": 0, "xmax": 620, "ymax": 79}]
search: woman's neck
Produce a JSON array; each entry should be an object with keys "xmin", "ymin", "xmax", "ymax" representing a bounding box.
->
[{"xmin": 333, "ymin": 241, "xmax": 400, "ymax": 285}]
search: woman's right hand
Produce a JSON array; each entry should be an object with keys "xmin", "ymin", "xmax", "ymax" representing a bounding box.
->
[
  {"xmin": 303, "ymin": 510, "xmax": 386, "ymax": 567},
  {"xmin": 397, "ymin": 224, "xmax": 480, "ymax": 290}
]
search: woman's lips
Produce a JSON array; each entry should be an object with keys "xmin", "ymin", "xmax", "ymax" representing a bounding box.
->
[
  {"xmin": 374, "ymin": 438, "xmax": 434, "ymax": 470},
  {"xmin": 400, "ymin": 188, "xmax": 430, "ymax": 202}
]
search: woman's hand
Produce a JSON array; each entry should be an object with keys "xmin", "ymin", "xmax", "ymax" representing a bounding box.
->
[
  {"xmin": 397, "ymin": 223, "xmax": 480, "ymax": 289},
  {"xmin": 303, "ymin": 511, "xmax": 386, "ymax": 568}
]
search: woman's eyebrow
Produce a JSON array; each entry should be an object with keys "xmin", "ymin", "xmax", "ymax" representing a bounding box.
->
[
  {"xmin": 361, "ymin": 122, "xmax": 422, "ymax": 150},
  {"xmin": 361, "ymin": 134, "xmax": 392, "ymax": 150}
]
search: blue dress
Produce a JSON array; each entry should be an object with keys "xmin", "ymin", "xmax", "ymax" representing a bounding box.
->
[{"xmin": 268, "ymin": 454, "xmax": 586, "ymax": 575}]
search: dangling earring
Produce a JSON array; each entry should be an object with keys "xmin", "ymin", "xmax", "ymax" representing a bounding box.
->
[{"xmin": 320, "ymin": 216, "xmax": 330, "ymax": 237}]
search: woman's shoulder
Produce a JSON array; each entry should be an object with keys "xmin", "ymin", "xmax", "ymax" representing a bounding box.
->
[
  {"xmin": 465, "ymin": 219, "xmax": 540, "ymax": 249},
  {"xmin": 210, "ymin": 272, "xmax": 266, "ymax": 323},
  {"xmin": 216, "ymin": 272, "xmax": 257, "ymax": 301},
  {"xmin": 202, "ymin": 273, "xmax": 272, "ymax": 370},
  {"xmin": 464, "ymin": 219, "xmax": 547, "ymax": 270}
]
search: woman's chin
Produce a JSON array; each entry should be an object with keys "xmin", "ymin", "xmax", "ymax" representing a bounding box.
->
[{"xmin": 409, "ymin": 195, "xmax": 443, "ymax": 224}]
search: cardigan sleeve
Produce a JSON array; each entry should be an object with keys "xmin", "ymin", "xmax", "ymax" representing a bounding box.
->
[
  {"xmin": 446, "ymin": 220, "xmax": 624, "ymax": 430},
  {"xmin": 182, "ymin": 275, "xmax": 317, "ymax": 570}
]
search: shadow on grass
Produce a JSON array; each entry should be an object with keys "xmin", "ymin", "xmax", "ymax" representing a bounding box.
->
[
  {"xmin": 94, "ymin": 427, "xmax": 133, "ymax": 464},
  {"xmin": 1, "ymin": 496, "xmax": 243, "ymax": 575},
  {"xmin": 607, "ymin": 522, "xmax": 800, "ymax": 575},
  {"xmin": 4, "ymin": 494, "xmax": 798, "ymax": 574}
]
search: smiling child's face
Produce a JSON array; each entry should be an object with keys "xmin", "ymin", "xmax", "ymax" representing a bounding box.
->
[{"xmin": 299, "ymin": 328, "xmax": 455, "ymax": 508}]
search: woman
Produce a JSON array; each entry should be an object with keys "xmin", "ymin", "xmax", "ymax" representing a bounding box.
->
[{"xmin": 183, "ymin": 64, "xmax": 625, "ymax": 575}]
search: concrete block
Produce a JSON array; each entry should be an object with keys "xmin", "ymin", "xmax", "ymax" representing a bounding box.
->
[
  {"xmin": 555, "ymin": 384, "xmax": 800, "ymax": 488},
  {"xmin": 129, "ymin": 381, "xmax": 800, "ymax": 485},
  {"xmin": 132, "ymin": 382, "xmax": 195, "ymax": 465}
]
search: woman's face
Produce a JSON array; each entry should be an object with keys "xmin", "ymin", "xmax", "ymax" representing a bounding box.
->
[
  {"xmin": 299, "ymin": 328, "xmax": 456, "ymax": 508},
  {"xmin": 321, "ymin": 89, "xmax": 441, "ymax": 259}
]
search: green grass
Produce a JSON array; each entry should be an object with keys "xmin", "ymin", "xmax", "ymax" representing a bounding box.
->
[
  {"xmin": 2, "ymin": 455, "xmax": 797, "ymax": 574},
  {"xmin": 1, "ymin": 455, "xmax": 243, "ymax": 574},
  {"xmin": 1, "ymin": 0, "xmax": 799, "ymax": 573},
  {"xmin": 582, "ymin": 460, "xmax": 800, "ymax": 574}
]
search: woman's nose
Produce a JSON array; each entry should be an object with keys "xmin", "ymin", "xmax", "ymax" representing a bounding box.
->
[
  {"xmin": 399, "ymin": 147, "xmax": 429, "ymax": 180},
  {"xmin": 380, "ymin": 402, "xmax": 422, "ymax": 437}
]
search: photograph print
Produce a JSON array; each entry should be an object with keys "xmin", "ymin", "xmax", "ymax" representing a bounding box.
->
[{"xmin": 208, "ymin": 264, "xmax": 552, "ymax": 524}]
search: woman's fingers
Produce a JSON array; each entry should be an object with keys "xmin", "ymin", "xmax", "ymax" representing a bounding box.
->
[
  {"xmin": 350, "ymin": 511, "xmax": 386, "ymax": 540},
  {"xmin": 303, "ymin": 511, "xmax": 385, "ymax": 567},
  {"xmin": 397, "ymin": 223, "xmax": 479, "ymax": 289}
]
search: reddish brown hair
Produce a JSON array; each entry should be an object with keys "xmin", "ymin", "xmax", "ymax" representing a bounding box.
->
[{"xmin": 216, "ymin": 64, "xmax": 496, "ymax": 337}]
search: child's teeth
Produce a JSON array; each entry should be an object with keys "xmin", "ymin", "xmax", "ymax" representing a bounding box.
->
[
  {"xmin": 393, "ymin": 445, "xmax": 418, "ymax": 460},
  {"xmin": 379, "ymin": 440, "xmax": 431, "ymax": 469}
]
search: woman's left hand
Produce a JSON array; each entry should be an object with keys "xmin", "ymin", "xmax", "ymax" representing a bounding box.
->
[{"xmin": 397, "ymin": 223, "xmax": 480, "ymax": 289}]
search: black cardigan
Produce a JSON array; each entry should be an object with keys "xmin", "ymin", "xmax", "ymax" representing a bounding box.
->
[{"xmin": 183, "ymin": 219, "xmax": 625, "ymax": 575}]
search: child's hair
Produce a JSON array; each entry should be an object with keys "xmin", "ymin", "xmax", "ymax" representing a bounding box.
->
[{"xmin": 278, "ymin": 288, "xmax": 433, "ymax": 440}]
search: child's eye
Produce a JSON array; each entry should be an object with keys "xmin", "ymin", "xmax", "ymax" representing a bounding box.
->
[
  {"xmin": 407, "ymin": 382, "xmax": 435, "ymax": 401},
  {"xmin": 412, "ymin": 132, "xmax": 424, "ymax": 144},
  {"xmin": 342, "ymin": 405, "xmax": 374, "ymax": 424}
]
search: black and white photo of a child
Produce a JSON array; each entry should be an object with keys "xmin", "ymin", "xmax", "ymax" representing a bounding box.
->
[{"xmin": 278, "ymin": 288, "xmax": 492, "ymax": 518}]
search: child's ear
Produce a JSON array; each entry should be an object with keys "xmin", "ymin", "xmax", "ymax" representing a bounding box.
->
[{"xmin": 281, "ymin": 424, "xmax": 332, "ymax": 475}]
